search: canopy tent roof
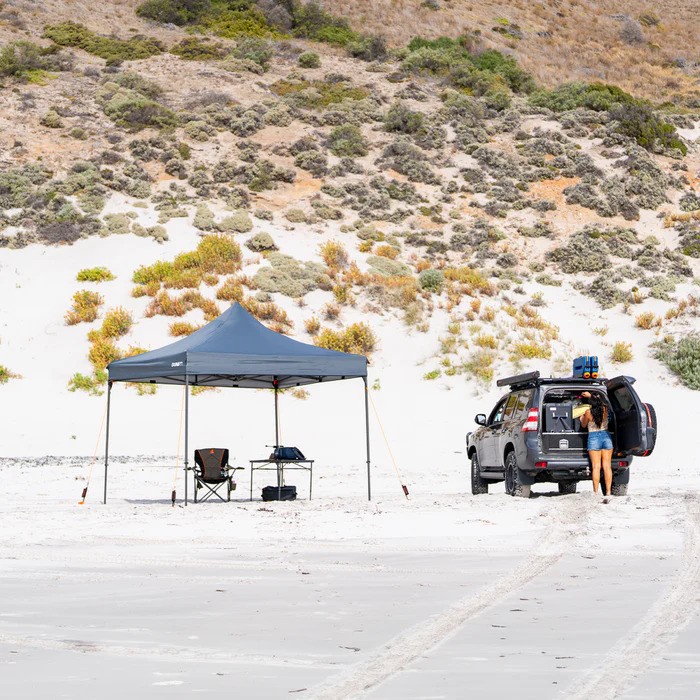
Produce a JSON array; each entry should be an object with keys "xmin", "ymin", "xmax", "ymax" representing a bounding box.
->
[{"xmin": 107, "ymin": 303, "xmax": 367, "ymax": 388}]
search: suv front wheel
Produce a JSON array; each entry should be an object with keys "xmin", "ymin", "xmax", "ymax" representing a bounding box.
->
[
  {"xmin": 471, "ymin": 452, "xmax": 488, "ymax": 495},
  {"xmin": 505, "ymin": 451, "xmax": 530, "ymax": 499}
]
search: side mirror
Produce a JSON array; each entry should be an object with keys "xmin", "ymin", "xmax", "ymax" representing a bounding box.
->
[{"xmin": 475, "ymin": 414, "xmax": 486, "ymax": 426}]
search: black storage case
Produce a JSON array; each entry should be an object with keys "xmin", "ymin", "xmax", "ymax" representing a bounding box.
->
[
  {"xmin": 544, "ymin": 402, "xmax": 574, "ymax": 432},
  {"xmin": 262, "ymin": 485, "xmax": 297, "ymax": 501}
]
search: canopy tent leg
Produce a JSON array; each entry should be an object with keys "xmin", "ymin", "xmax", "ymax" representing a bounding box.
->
[
  {"xmin": 364, "ymin": 377, "xmax": 371, "ymax": 501},
  {"xmin": 103, "ymin": 381, "xmax": 112, "ymax": 504},
  {"xmin": 184, "ymin": 375, "xmax": 190, "ymax": 506},
  {"xmin": 274, "ymin": 382, "xmax": 280, "ymax": 448}
]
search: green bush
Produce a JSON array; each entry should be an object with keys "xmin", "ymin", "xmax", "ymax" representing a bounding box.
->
[
  {"xmin": 68, "ymin": 372, "xmax": 104, "ymax": 395},
  {"xmin": 328, "ymin": 124, "xmax": 368, "ymax": 157},
  {"xmin": 97, "ymin": 82, "xmax": 177, "ymax": 130},
  {"xmin": 136, "ymin": 0, "xmax": 210, "ymax": 25},
  {"xmin": 298, "ymin": 51, "xmax": 320, "ymax": 68},
  {"xmin": 0, "ymin": 365, "xmax": 21, "ymax": 384},
  {"xmin": 270, "ymin": 77, "xmax": 369, "ymax": 109},
  {"xmin": 77, "ymin": 267, "xmax": 115, "ymax": 283},
  {"xmin": 170, "ymin": 37, "xmax": 228, "ymax": 60},
  {"xmin": 65, "ymin": 290, "xmax": 103, "ymax": 325},
  {"xmin": 418, "ymin": 268, "xmax": 444, "ymax": 293},
  {"xmin": 653, "ymin": 335, "xmax": 700, "ymax": 390},
  {"xmin": 0, "ymin": 41, "xmax": 59, "ymax": 81},
  {"xmin": 529, "ymin": 82, "xmax": 636, "ymax": 112},
  {"xmin": 610, "ymin": 103, "xmax": 687, "ymax": 155},
  {"xmin": 230, "ymin": 36, "xmax": 273, "ymax": 69},
  {"xmin": 610, "ymin": 341, "xmax": 633, "ymax": 363},
  {"xmin": 44, "ymin": 22, "xmax": 164, "ymax": 64},
  {"xmin": 291, "ymin": 1, "xmax": 358, "ymax": 46},
  {"xmin": 315, "ymin": 323, "xmax": 377, "ymax": 354},
  {"xmin": 384, "ymin": 103, "xmax": 424, "ymax": 133}
]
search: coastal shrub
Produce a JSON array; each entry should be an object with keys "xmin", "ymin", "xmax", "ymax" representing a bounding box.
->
[
  {"xmin": 298, "ymin": 51, "xmax": 320, "ymax": 68},
  {"xmin": 112, "ymin": 71, "xmax": 163, "ymax": 99},
  {"xmin": 305, "ymin": 316, "xmax": 320, "ymax": 335},
  {"xmin": 230, "ymin": 36, "xmax": 273, "ymax": 69},
  {"xmin": 97, "ymin": 82, "xmax": 177, "ymax": 130},
  {"xmin": 246, "ymin": 232, "xmax": 277, "ymax": 252},
  {"xmin": 443, "ymin": 267, "xmax": 494, "ymax": 295},
  {"xmin": 169, "ymin": 321, "xmax": 201, "ymax": 336},
  {"xmin": 653, "ymin": 334, "xmax": 700, "ymax": 390},
  {"xmin": 635, "ymin": 311, "xmax": 662, "ymax": 330},
  {"xmin": 0, "ymin": 365, "xmax": 20, "ymax": 384},
  {"xmin": 220, "ymin": 210, "xmax": 253, "ymax": 232},
  {"xmin": 254, "ymin": 253, "xmax": 329, "ymax": 297},
  {"xmin": 367, "ymin": 256, "xmax": 411, "ymax": 277},
  {"xmin": 68, "ymin": 372, "xmax": 104, "ymax": 395},
  {"xmin": 145, "ymin": 290, "xmax": 220, "ymax": 321},
  {"xmin": 65, "ymin": 290, "xmax": 103, "ymax": 325},
  {"xmin": 136, "ymin": 0, "xmax": 209, "ymax": 25},
  {"xmin": 315, "ymin": 323, "xmax": 376, "ymax": 355},
  {"xmin": 291, "ymin": 1, "xmax": 358, "ymax": 46},
  {"xmin": 44, "ymin": 22, "xmax": 163, "ymax": 64},
  {"xmin": 610, "ymin": 341, "xmax": 633, "ymax": 363},
  {"xmin": 347, "ymin": 35, "xmax": 387, "ymax": 62},
  {"xmin": 170, "ymin": 37, "xmax": 228, "ymax": 60},
  {"xmin": 609, "ymin": 103, "xmax": 687, "ymax": 155},
  {"xmin": 548, "ymin": 232, "xmax": 610, "ymax": 274},
  {"xmin": 419, "ymin": 268, "xmax": 444, "ymax": 293},
  {"xmin": 320, "ymin": 240, "xmax": 349, "ymax": 270},
  {"xmin": 216, "ymin": 276, "xmax": 244, "ymax": 302},
  {"xmin": 384, "ymin": 103, "xmax": 424, "ymax": 134},
  {"xmin": 530, "ymin": 82, "xmax": 635, "ymax": 112},
  {"xmin": 76, "ymin": 267, "xmax": 114, "ymax": 283},
  {"xmin": 100, "ymin": 307, "xmax": 133, "ymax": 338},
  {"xmin": 137, "ymin": 0, "xmax": 276, "ymax": 38},
  {"xmin": 328, "ymin": 124, "xmax": 368, "ymax": 157},
  {"xmin": 89, "ymin": 336, "xmax": 122, "ymax": 370},
  {"xmin": 270, "ymin": 78, "xmax": 369, "ymax": 109},
  {"xmin": 0, "ymin": 40, "xmax": 68, "ymax": 81}
]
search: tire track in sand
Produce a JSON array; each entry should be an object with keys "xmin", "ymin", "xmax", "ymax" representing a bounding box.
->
[
  {"xmin": 307, "ymin": 497, "xmax": 592, "ymax": 700},
  {"xmin": 562, "ymin": 493, "xmax": 700, "ymax": 700}
]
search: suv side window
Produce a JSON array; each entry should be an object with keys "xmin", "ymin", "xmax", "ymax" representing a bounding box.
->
[
  {"xmin": 489, "ymin": 397, "xmax": 508, "ymax": 425},
  {"xmin": 502, "ymin": 393, "xmax": 519, "ymax": 421}
]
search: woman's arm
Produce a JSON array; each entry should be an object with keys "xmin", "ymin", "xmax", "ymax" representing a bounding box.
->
[{"xmin": 580, "ymin": 410, "xmax": 591, "ymax": 428}]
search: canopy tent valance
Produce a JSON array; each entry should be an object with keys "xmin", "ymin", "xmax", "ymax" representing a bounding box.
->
[{"xmin": 103, "ymin": 303, "xmax": 371, "ymax": 504}]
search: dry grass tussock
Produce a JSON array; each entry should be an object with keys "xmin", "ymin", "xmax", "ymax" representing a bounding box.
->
[{"xmin": 323, "ymin": 0, "xmax": 700, "ymax": 102}]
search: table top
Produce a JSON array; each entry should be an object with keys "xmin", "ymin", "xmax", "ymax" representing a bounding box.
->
[{"xmin": 249, "ymin": 458, "xmax": 314, "ymax": 465}]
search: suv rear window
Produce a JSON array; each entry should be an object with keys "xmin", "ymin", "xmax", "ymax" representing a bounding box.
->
[{"xmin": 513, "ymin": 390, "xmax": 533, "ymax": 420}]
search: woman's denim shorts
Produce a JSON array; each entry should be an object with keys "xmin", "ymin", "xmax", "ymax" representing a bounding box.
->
[{"xmin": 588, "ymin": 430, "xmax": 613, "ymax": 451}]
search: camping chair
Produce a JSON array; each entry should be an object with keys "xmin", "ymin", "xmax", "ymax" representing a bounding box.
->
[{"xmin": 193, "ymin": 448, "xmax": 241, "ymax": 503}]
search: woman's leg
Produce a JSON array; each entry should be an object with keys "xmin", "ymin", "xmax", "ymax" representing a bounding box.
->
[
  {"xmin": 589, "ymin": 450, "xmax": 602, "ymax": 493},
  {"xmin": 602, "ymin": 449, "xmax": 613, "ymax": 496}
]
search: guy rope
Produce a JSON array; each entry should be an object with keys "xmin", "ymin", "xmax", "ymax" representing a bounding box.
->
[
  {"xmin": 78, "ymin": 399, "xmax": 109, "ymax": 504},
  {"xmin": 368, "ymin": 389, "xmax": 410, "ymax": 499}
]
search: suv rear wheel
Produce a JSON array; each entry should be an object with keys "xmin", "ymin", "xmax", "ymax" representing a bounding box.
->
[
  {"xmin": 611, "ymin": 483, "xmax": 628, "ymax": 496},
  {"xmin": 471, "ymin": 452, "xmax": 488, "ymax": 495},
  {"xmin": 558, "ymin": 482, "xmax": 577, "ymax": 495},
  {"xmin": 505, "ymin": 451, "xmax": 530, "ymax": 499}
]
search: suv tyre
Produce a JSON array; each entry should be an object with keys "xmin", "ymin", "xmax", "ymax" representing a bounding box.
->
[
  {"xmin": 611, "ymin": 483, "xmax": 628, "ymax": 496},
  {"xmin": 471, "ymin": 452, "xmax": 488, "ymax": 495},
  {"xmin": 558, "ymin": 482, "xmax": 577, "ymax": 495},
  {"xmin": 505, "ymin": 451, "xmax": 530, "ymax": 498}
]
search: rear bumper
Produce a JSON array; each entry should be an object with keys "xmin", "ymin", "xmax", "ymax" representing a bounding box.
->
[{"xmin": 520, "ymin": 444, "xmax": 632, "ymax": 485}]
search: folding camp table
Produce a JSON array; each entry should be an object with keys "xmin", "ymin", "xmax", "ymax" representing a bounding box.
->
[{"xmin": 249, "ymin": 458, "xmax": 314, "ymax": 501}]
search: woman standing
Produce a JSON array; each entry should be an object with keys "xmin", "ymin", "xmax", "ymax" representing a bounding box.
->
[{"xmin": 580, "ymin": 391, "xmax": 613, "ymax": 503}]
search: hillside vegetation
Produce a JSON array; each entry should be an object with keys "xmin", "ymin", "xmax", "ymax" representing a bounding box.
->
[{"xmin": 0, "ymin": 0, "xmax": 698, "ymax": 394}]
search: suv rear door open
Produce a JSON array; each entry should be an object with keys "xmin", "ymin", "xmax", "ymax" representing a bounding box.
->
[{"xmin": 606, "ymin": 376, "xmax": 656, "ymax": 457}]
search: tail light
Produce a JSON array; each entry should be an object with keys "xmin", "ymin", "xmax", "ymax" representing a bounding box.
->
[
  {"xmin": 618, "ymin": 461, "xmax": 629, "ymax": 468},
  {"xmin": 522, "ymin": 408, "xmax": 539, "ymax": 432},
  {"xmin": 535, "ymin": 461, "xmax": 547, "ymax": 469}
]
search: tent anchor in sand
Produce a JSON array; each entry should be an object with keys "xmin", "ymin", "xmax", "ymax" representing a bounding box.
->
[{"xmin": 103, "ymin": 303, "xmax": 372, "ymax": 504}]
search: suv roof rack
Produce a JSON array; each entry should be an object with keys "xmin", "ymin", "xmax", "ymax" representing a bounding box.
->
[
  {"xmin": 496, "ymin": 371, "xmax": 609, "ymax": 389},
  {"xmin": 496, "ymin": 371, "xmax": 540, "ymax": 388}
]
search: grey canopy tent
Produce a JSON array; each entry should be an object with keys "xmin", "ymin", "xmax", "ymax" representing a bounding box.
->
[{"xmin": 105, "ymin": 302, "xmax": 371, "ymax": 504}]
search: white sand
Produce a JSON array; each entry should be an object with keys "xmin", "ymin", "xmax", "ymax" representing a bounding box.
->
[{"xmin": 1, "ymin": 227, "xmax": 699, "ymax": 698}]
